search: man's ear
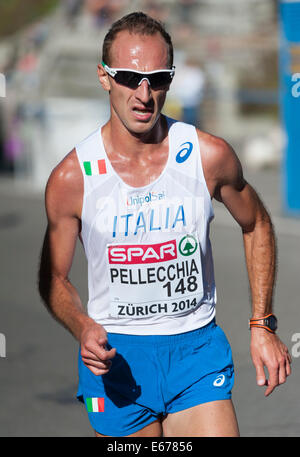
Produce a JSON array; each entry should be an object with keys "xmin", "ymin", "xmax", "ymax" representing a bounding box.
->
[{"xmin": 97, "ymin": 63, "xmax": 111, "ymax": 92}]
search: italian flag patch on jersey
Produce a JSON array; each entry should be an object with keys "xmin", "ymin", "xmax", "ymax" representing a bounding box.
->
[
  {"xmin": 86, "ymin": 397, "xmax": 105, "ymax": 412},
  {"xmin": 83, "ymin": 159, "xmax": 107, "ymax": 176}
]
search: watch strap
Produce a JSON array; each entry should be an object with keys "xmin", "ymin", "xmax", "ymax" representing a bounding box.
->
[{"xmin": 249, "ymin": 313, "xmax": 276, "ymax": 333}]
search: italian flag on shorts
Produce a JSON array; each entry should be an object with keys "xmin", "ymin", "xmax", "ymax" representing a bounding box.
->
[
  {"xmin": 83, "ymin": 159, "xmax": 107, "ymax": 176},
  {"xmin": 86, "ymin": 397, "xmax": 105, "ymax": 413}
]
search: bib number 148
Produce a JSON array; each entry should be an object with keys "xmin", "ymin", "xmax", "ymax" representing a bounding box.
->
[{"xmin": 162, "ymin": 276, "xmax": 198, "ymax": 297}]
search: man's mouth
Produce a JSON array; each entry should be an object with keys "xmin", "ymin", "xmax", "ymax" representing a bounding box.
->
[
  {"xmin": 133, "ymin": 106, "xmax": 153, "ymax": 113},
  {"xmin": 134, "ymin": 109, "xmax": 150, "ymax": 115},
  {"xmin": 132, "ymin": 107, "xmax": 153, "ymax": 120}
]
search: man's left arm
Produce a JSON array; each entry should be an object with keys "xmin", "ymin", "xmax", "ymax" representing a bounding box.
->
[{"xmin": 206, "ymin": 137, "xmax": 291, "ymax": 397}]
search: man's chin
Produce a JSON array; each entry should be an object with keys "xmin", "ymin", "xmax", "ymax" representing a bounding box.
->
[{"xmin": 127, "ymin": 114, "xmax": 160, "ymax": 135}]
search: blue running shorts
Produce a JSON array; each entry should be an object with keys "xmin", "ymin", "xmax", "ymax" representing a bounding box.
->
[{"xmin": 76, "ymin": 319, "xmax": 234, "ymax": 436}]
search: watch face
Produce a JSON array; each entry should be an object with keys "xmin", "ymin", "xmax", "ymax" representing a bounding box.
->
[{"xmin": 266, "ymin": 315, "xmax": 277, "ymax": 331}]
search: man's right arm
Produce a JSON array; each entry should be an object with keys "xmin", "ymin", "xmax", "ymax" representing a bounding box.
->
[{"xmin": 38, "ymin": 149, "xmax": 116, "ymax": 374}]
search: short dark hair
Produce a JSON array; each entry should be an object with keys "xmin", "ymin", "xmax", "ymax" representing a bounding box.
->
[{"xmin": 102, "ymin": 11, "xmax": 173, "ymax": 68}]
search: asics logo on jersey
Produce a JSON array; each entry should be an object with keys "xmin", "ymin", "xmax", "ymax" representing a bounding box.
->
[
  {"xmin": 213, "ymin": 374, "xmax": 225, "ymax": 387},
  {"xmin": 176, "ymin": 142, "xmax": 193, "ymax": 163}
]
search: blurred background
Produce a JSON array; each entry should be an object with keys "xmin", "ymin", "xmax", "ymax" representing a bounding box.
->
[
  {"xmin": 0, "ymin": 0, "xmax": 283, "ymax": 188},
  {"xmin": 0, "ymin": 0, "xmax": 299, "ymax": 437}
]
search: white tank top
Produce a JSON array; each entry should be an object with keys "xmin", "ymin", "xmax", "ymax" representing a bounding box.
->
[{"xmin": 75, "ymin": 116, "xmax": 216, "ymax": 335}]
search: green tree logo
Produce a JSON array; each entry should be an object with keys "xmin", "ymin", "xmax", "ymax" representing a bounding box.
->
[{"xmin": 179, "ymin": 235, "xmax": 198, "ymax": 256}]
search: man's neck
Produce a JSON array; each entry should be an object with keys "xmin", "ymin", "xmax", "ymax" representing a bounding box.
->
[{"xmin": 103, "ymin": 113, "xmax": 168, "ymax": 158}]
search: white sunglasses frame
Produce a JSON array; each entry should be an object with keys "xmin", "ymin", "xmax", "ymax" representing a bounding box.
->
[{"xmin": 101, "ymin": 61, "xmax": 175, "ymax": 86}]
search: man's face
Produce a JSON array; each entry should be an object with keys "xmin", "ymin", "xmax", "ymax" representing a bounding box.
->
[{"xmin": 99, "ymin": 30, "xmax": 171, "ymax": 136}]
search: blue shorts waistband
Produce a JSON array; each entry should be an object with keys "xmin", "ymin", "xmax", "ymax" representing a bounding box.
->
[{"xmin": 106, "ymin": 318, "xmax": 216, "ymax": 346}]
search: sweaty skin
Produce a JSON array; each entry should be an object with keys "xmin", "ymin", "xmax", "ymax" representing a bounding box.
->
[{"xmin": 38, "ymin": 30, "xmax": 291, "ymax": 437}]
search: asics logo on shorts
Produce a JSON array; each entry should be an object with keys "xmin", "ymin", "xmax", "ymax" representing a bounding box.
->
[{"xmin": 213, "ymin": 374, "xmax": 225, "ymax": 387}]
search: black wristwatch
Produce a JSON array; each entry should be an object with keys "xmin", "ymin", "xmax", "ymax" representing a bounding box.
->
[{"xmin": 249, "ymin": 314, "xmax": 277, "ymax": 333}]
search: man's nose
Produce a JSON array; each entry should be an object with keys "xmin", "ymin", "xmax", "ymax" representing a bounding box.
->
[{"xmin": 135, "ymin": 79, "xmax": 152, "ymax": 102}]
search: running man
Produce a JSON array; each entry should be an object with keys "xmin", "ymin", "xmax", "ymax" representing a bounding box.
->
[{"xmin": 38, "ymin": 12, "xmax": 291, "ymax": 437}]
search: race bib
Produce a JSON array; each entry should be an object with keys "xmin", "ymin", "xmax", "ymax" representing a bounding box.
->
[{"xmin": 106, "ymin": 234, "xmax": 204, "ymax": 319}]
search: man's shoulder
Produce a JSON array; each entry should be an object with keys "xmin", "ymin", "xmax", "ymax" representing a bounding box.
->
[
  {"xmin": 195, "ymin": 128, "xmax": 243, "ymax": 188},
  {"xmin": 196, "ymin": 128, "xmax": 233, "ymax": 158},
  {"xmin": 48, "ymin": 148, "xmax": 81, "ymax": 188},
  {"xmin": 45, "ymin": 148, "xmax": 83, "ymax": 216},
  {"xmin": 167, "ymin": 119, "xmax": 236, "ymax": 166}
]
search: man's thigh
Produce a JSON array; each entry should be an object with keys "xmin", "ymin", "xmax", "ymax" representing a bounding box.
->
[
  {"xmin": 95, "ymin": 419, "xmax": 163, "ymax": 437},
  {"xmin": 162, "ymin": 399, "xmax": 239, "ymax": 437}
]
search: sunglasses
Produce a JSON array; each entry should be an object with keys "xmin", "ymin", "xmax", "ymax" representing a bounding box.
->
[{"xmin": 102, "ymin": 61, "xmax": 175, "ymax": 89}]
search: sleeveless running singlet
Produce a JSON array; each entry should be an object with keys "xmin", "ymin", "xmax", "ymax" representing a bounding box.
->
[{"xmin": 75, "ymin": 116, "xmax": 216, "ymax": 335}]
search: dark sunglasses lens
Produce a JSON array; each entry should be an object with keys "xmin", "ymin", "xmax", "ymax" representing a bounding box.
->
[
  {"xmin": 149, "ymin": 73, "xmax": 172, "ymax": 88},
  {"xmin": 114, "ymin": 71, "xmax": 140, "ymax": 88},
  {"xmin": 113, "ymin": 70, "xmax": 173, "ymax": 89}
]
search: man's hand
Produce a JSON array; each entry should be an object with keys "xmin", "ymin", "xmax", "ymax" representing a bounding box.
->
[
  {"xmin": 250, "ymin": 328, "xmax": 292, "ymax": 396},
  {"xmin": 80, "ymin": 322, "xmax": 117, "ymax": 376}
]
